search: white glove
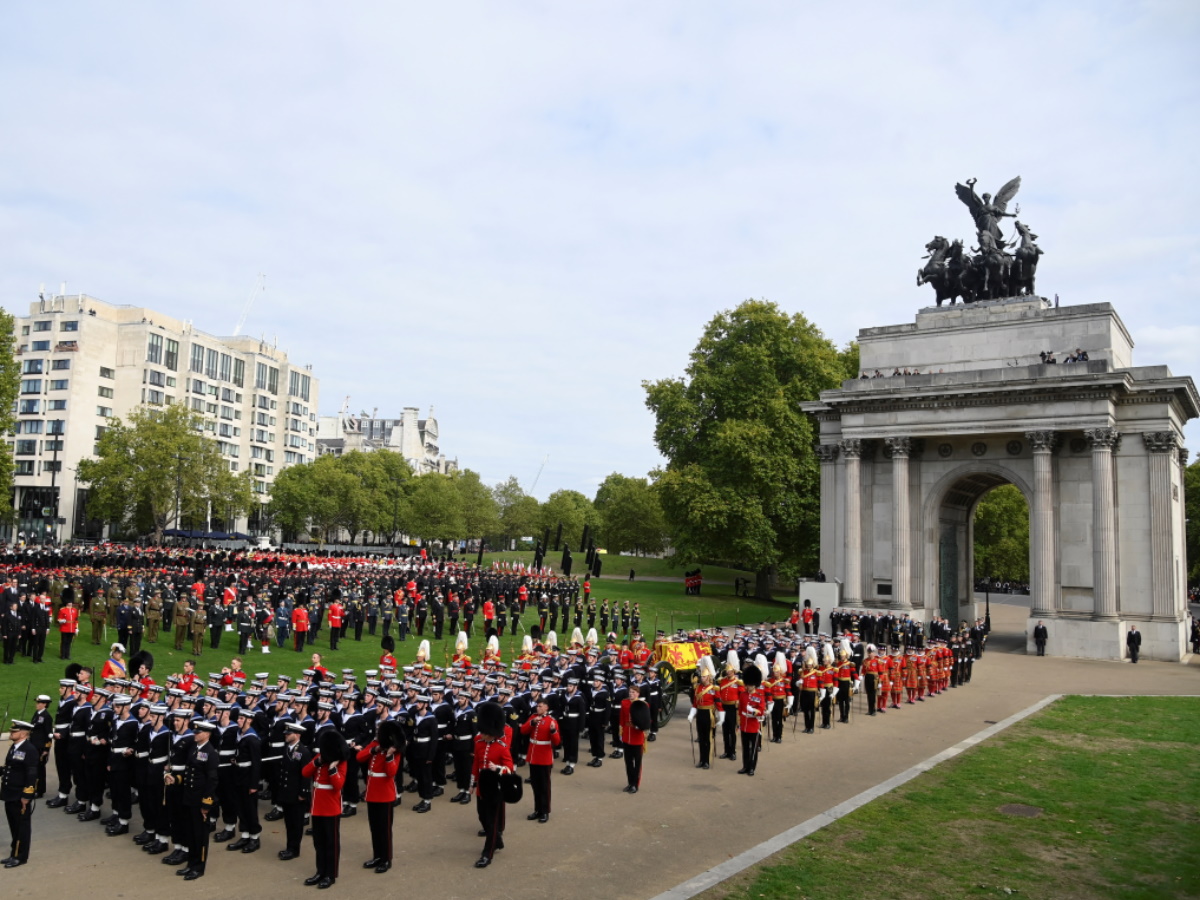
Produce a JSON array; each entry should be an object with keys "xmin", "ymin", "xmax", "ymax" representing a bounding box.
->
[
  {"xmin": 818, "ymin": 688, "xmax": 827, "ymax": 702},
  {"xmin": 788, "ymin": 696, "xmax": 796, "ymax": 713},
  {"xmin": 687, "ymin": 707, "xmax": 697, "ymax": 723},
  {"xmin": 854, "ymin": 679, "xmax": 862, "ymax": 694},
  {"xmin": 831, "ymin": 686, "xmax": 839, "ymax": 699},
  {"xmin": 717, "ymin": 712, "xmax": 725, "ymax": 726}
]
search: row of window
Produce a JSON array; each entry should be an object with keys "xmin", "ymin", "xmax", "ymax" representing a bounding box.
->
[
  {"xmin": 20, "ymin": 379, "xmax": 70, "ymax": 393},
  {"xmin": 14, "ymin": 439, "xmax": 64, "ymax": 455},
  {"xmin": 23, "ymin": 320, "xmax": 78, "ymax": 334},
  {"xmin": 21, "ymin": 359, "xmax": 71, "ymax": 374}
]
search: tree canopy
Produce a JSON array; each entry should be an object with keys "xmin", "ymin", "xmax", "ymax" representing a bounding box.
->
[
  {"xmin": 643, "ymin": 299, "xmax": 849, "ymax": 597},
  {"xmin": 1185, "ymin": 459, "xmax": 1200, "ymax": 585},
  {"xmin": 593, "ymin": 472, "xmax": 668, "ymax": 556},
  {"xmin": 0, "ymin": 308, "xmax": 18, "ymax": 523},
  {"xmin": 973, "ymin": 484, "xmax": 1030, "ymax": 583},
  {"xmin": 77, "ymin": 403, "xmax": 253, "ymax": 543}
]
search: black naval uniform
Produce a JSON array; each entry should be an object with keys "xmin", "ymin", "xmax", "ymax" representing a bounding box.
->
[
  {"xmin": 2, "ymin": 736, "xmax": 39, "ymax": 865},
  {"xmin": 178, "ymin": 733, "xmax": 219, "ymax": 878}
]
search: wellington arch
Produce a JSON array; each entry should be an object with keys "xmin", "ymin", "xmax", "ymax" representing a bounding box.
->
[{"xmin": 802, "ymin": 297, "xmax": 1198, "ymax": 662}]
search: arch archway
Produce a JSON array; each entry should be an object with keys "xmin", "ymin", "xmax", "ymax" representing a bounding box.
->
[{"xmin": 922, "ymin": 463, "xmax": 1033, "ymax": 629}]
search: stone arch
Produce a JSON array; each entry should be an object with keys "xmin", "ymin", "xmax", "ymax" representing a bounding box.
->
[{"xmin": 921, "ymin": 462, "xmax": 1034, "ymax": 627}]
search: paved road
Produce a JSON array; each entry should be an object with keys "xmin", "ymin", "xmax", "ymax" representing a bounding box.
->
[{"xmin": 5, "ymin": 602, "xmax": 1197, "ymax": 900}]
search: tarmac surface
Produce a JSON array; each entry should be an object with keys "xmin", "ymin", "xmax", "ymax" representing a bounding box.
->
[{"xmin": 4, "ymin": 601, "xmax": 1197, "ymax": 900}]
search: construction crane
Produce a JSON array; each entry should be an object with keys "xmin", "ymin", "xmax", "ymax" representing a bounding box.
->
[
  {"xmin": 232, "ymin": 274, "xmax": 266, "ymax": 336},
  {"xmin": 530, "ymin": 454, "xmax": 549, "ymax": 495},
  {"xmin": 338, "ymin": 396, "xmax": 351, "ymax": 415}
]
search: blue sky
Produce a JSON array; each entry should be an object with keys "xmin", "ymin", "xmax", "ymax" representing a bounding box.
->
[{"xmin": 2, "ymin": 2, "xmax": 1197, "ymax": 498}]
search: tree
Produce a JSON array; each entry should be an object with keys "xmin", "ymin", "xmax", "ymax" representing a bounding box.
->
[
  {"xmin": 838, "ymin": 340, "xmax": 860, "ymax": 380},
  {"xmin": 1186, "ymin": 460, "xmax": 1200, "ymax": 584},
  {"xmin": 408, "ymin": 473, "xmax": 467, "ymax": 544},
  {"xmin": 77, "ymin": 403, "xmax": 253, "ymax": 543},
  {"xmin": 453, "ymin": 469, "xmax": 499, "ymax": 539},
  {"xmin": 643, "ymin": 299, "xmax": 845, "ymax": 598},
  {"xmin": 593, "ymin": 473, "xmax": 668, "ymax": 556},
  {"xmin": 972, "ymin": 484, "xmax": 1030, "ymax": 583},
  {"xmin": 536, "ymin": 489, "xmax": 596, "ymax": 552},
  {"xmin": 492, "ymin": 476, "xmax": 540, "ymax": 547},
  {"xmin": 0, "ymin": 308, "xmax": 18, "ymax": 524}
]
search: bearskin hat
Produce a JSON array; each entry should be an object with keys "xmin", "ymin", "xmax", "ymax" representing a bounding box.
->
[
  {"xmin": 377, "ymin": 719, "xmax": 403, "ymax": 752},
  {"xmin": 317, "ymin": 727, "xmax": 347, "ymax": 763},
  {"xmin": 476, "ymin": 701, "xmax": 505, "ymax": 738},
  {"xmin": 742, "ymin": 662, "xmax": 763, "ymax": 688},
  {"xmin": 381, "ymin": 635, "xmax": 395, "ymax": 653},
  {"xmin": 129, "ymin": 650, "xmax": 154, "ymax": 674}
]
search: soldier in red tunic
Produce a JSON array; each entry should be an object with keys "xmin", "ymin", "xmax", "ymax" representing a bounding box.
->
[
  {"xmin": 301, "ymin": 729, "xmax": 347, "ymax": 889},
  {"xmin": 737, "ymin": 659, "xmax": 767, "ymax": 775},
  {"xmin": 356, "ymin": 720, "xmax": 401, "ymax": 874},
  {"xmin": 472, "ymin": 702, "xmax": 514, "ymax": 868},
  {"xmin": 619, "ymin": 682, "xmax": 650, "ymax": 793},
  {"xmin": 518, "ymin": 694, "xmax": 560, "ymax": 823}
]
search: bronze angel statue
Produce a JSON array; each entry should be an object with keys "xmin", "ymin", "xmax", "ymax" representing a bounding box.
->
[{"xmin": 955, "ymin": 176, "xmax": 1021, "ymax": 247}]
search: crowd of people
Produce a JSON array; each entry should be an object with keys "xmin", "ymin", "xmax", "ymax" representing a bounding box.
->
[{"xmin": 0, "ymin": 544, "xmax": 989, "ymax": 883}]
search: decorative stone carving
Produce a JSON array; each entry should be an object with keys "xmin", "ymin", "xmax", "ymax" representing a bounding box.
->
[
  {"xmin": 839, "ymin": 439, "xmax": 863, "ymax": 460},
  {"xmin": 815, "ymin": 443, "xmax": 841, "ymax": 463},
  {"xmin": 971, "ymin": 441, "xmax": 987, "ymax": 456},
  {"xmin": 1006, "ymin": 440, "xmax": 1023, "ymax": 456},
  {"xmin": 1084, "ymin": 427, "xmax": 1121, "ymax": 451},
  {"xmin": 1142, "ymin": 431, "xmax": 1179, "ymax": 454},
  {"xmin": 1024, "ymin": 430, "xmax": 1060, "ymax": 453},
  {"xmin": 885, "ymin": 437, "xmax": 914, "ymax": 458},
  {"xmin": 1180, "ymin": 447, "xmax": 1190, "ymax": 467},
  {"xmin": 937, "ymin": 442, "xmax": 953, "ymax": 458}
]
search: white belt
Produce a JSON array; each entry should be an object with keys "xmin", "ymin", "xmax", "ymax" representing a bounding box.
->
[
  {"xmin": 315, "ymin": 783, "xmax": 336, "ymax": 790},
  {"xmin": 415, "ymin": 737, "xmax": 431, "ymax": 743},
  {"xmin": 150, "ymin": 756, "xmax": 168, "ymax": 764},
  {"xmin": 70, "ymin": 731, "xmax": 85, "ymax": 737},
  {"xmin": 219, "ymin": 750, "xmax": 236, "ymax": 757},
  {"xmin": 531, "ymin": 740, "xmax": 553, "ymax": 746},
  {"xmin": 566, "ymin": 713, "xmax": 580, "ymax": 718},
  {"xmin": 55, "ymin": 724, "xmax": 71, "ymax": 731},
  {"xmin": 170, "ymin": 765, "xmax": 186, "ymax": 772},
  {"xmin": 136, "ymin": 752, "xmax": 150, "ymax": 758},
  {"xmin": 455, "ymin": 735, "xmax": 474, "ymax": 741},
  {"xmin": 237, "ymin": 761, "xmax": 253, "ymax": 768},
  {"xmin": 368, "ymin": 772, "xmax": 390, "ymax": 778},
  {"xmin": 270, "ymin": 742, "xmax": 285, "ymax": 748}
]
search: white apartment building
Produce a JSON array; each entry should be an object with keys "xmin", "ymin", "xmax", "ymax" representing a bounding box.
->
[
  {"xmin": 316, "ymin": 407, "xmax": 457, "ymax": 475},
  {"xmin": 5, "ymin": 291, "xmax": 320, "ymax": 542}
]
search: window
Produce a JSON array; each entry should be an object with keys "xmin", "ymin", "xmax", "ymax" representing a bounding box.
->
[
  {"xmin": 206, "ymin": 402, "xmax": 217, "ymax": 415},
  {"xmin": 21, "ymin": 360, "xmax": 43, "ymax": 375},
  {"xmin": 31, "ymin": 341, "xmax": 50, "ymax": 351},
  {"xmin": 221, "ymin": 388, "xmax": 235, "ymax": 402},
  {"xmin": 254, "ymin": 480, "xmax": 267, "ymax": 494},
  {"xmin": 166, "ymin": 376, "xmax": 176, "ymax": 387},
  {"xmin": 265, "ymin": 449, "xmax": 274, "ymax": 462},
  {"xmin": 20, "ymin": 325, "xmax": 29, "ymax": 336},
  {"xmin": 60, "ymin": 320, "xmax": 79, "ymax": 332},
  {"xmin": 256, "ymin": 412, "xmax": 269, "ymax": 426},
  {"xmin": 205, "ymin": 348, "xmax": 218, "ymax": 379},
  {"xmin": 207, "ymin": 384, "xmax": 218, "ymax": 396},
  {"xmin": 98, "ymin": 386, "xmax": 114, "ymax": 399},
  {"xmin": 14, "ymin": 461, "xmax": 34, "ymax": 476},
  {"xmin": 100, "ymin": 366, "xmax": 115, "ymax": 379},
  {"xmin": 190, "ymin": 344, "xmax": 205, "ymax": 373},
  {"xmin": 229, "ymin": 461, "xmax": 238, "ymax": 472},
  {"xmin": 97, "ymin": 406, "xmax": 113, "ymax": 417},
  {"xmin": 51, "ymin": 358, "xmax": 70, "ymax": 370},
  {"xmin": 33, "ymin": 320, "xmax": 51, "ymax": 332},
  {"xmin": 251, "ymin": 446, "xmax": 264, "ymax": 459},
  {"xmin": 257, "ymin": 395, "xmax": 270, "ymax": 409},
  {"xmin": 233, "ymin": 359, "xmax": 244, "ymax": 387},
  {"xmin": 21, "ymin": 379, "xmax": 42, "ymax": 394},
  {"xmin": 165, "ymin": 338, "xmax": 179, "ymax": 371},
  {"xmin": 18, "ymin": 399, "xmax": 40, "ymax": 414},
  {"xmin": 16, "ymin": 421, "xmax": 41, "ymax": 434},
  {"xmin": 191, "ymin": 379, "xmax": 205, "ymax": 395},
  {"xmin": 285, "ymin": 451, "xmax": 305, "ymax": 465},
  {"xmin": 95, "ymin": 425, "xmax": 108, "ymax": 440},
  {"xmin": 50, "ymin": 379, "xmax": 69, "ymax": 390},
  {"xmin": 46, "ymin": 420, "xmax": 65, "ymax": 435},
  {"xmin": 48, "ymin": 399, "xmax": 67, "ymax": 410},
  {"xmin": 43, "ymin": 460, "xmax": 62, "ymax": 473},
  {"xmin": 147, "ymin": 369, "xmax": 165, "ymax": 387},
  {"xmin": 288, "ymin": 371, "xmax": 311, "ymax": 401},
  {"xmin": 268, "ymin": 366, "xmax": 279, "ymax": 395},
  {"xmin": 15, "ymin": 440, "xmax": 36, "ymax": 455},
  {"xmin": 220, "ymin": 405, "xmax": 233, "ymax": 420},
  {"xmin": 255, "ymin": 362, "xmax": 268, "ymax": 390},
  {"xmin": 147, "ymin": 333, "xmax": 163, "ymax": 364},
  {"xmin": 253, "ymin": 463, "xmax": 268, "ymax": 477},
  {"xmin": 191, "ymin": 398, "xmax": 204, "ymax": 412},
  {"xmin": 220, "ymin": 353, "xmax": 232, "ymax": 382},
  {"xmin": 43, "ymin": 439, "xmax": 64, "ymax": 451}
]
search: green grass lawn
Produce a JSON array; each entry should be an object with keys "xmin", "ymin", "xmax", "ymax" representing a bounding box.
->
[
  {"xmin": 702, "ymin": 695, "xmax": 1200, "ymax": 900},
  {"xmin": 0, "ymin": 577, "xmax": 791, "ymax": 722}
]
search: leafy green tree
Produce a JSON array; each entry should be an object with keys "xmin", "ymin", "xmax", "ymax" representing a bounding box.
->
[
  {"xmin": 453, "ymin": 469, "xmax": 499, "ymax": 539},
  {"xmin": 408, "ymin": 473, "xmax": 466, "ymax": 543},
  {"xmin": 77, "ymin": 403, "xmax": 253, "ymax": 543},
  {"xmin": 643, "ymin": 299, "xmax": 844, "ymax": 598},
  {"xmin": 0, "ymin": 308, "xmax": 18, "ymax": 524},
  {"xmin": 1185, "ymin": 459, "xmax": 1200, "ymax": 584},
  {"xmin": 492, "ymin": 476, "xmax": 540, "ymax": 548},
  {"xmin": 536, "ymin": 489, "xmax": 596, "ymax": 552},
  {"xmin": 973, "ymin": 484, "xmax": 1030, "ymax": 583},
  {"xmin": 593, "ymin": 473, "xmax": 668, "ymax": 556},
  {"xmin": 838, "ymin": 340, "xmax": 860, "ymax": 380}
]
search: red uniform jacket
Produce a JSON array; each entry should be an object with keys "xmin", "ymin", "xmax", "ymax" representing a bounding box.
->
[
  {"xmin": 356, "ymin": 741, "xmax": 400, "ymax": 803},
  {"xmin": 57, "ymin": 606, "xmax": 79, "ymax": 634},
  {"xmin": 737, "ymin": 686, "xmax": 768, "ymax": 734},
  {"xmin": 482, "ymin": 600, "xmax": 495, "ymax": 621},
  {"xmin": 328, "ymin": 603, "xmax": 344, "ymax": 628},
  {"xmin": 619, "ymin": 699, "xmax": 647, "ymax": 747},
  {"xmin": 379, "ymin": 653, "xmax": 397, "ymax": 670},
  {"xmin": 472, "ymin": 736, "xmax": 514, "ymax": 797},
  {"xmin": 618, "ymin": 648, "xmax": 633, "ymax": 670},
  {"xmin": 518, "ymin": 714, "xmax": 561, "ymax": 766},
  {"xmin": 292, "ymin": 607, "xmax": 309, "ymax": 633},
  {"xmin": 302, "ymin": 758, "xmax": 347, "ymax": 817}
]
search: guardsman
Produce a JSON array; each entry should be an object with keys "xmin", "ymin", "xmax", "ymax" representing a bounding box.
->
[
  {"xmin": 2, "ymin": 719, "xmax": 39, "ymax": 868},
  {"xmin": 863, "ymin": 645, "xmax": 882, "ymax": 716},
  {"xmin": 57, "ymin": 600, "xmax": 79, "ymax": 659},
  {"xmin": 737, "ymin": 659, "xmax": 768, "ymax": 776},
  {"xmin": 717, "ymin": 651, "xmax": 741, "ymax": 761},
  {"xmin": 688, "ymin": 656, "xmax": 718, "ymax": 767},
  {"xmin": 618, "ymin": 681, "xmax": 649, "ymax": 793},
  {"xmin": 302, "ymin": 729, "xmax": 347, "ymax": 889},
  {"xmin": 520, "ymin": 693, "xmax": 560, "ymax": 823},
  {"xmin": 357, "ymin": 720, "xmax": 401, "ymax": 873},
  {"xmin": 472, "ymin": 702, "xmax": 514, "ymax": 869},
  {"xmin": 327, "ymin": 598, "xmax": 343, "ymax": 650}
]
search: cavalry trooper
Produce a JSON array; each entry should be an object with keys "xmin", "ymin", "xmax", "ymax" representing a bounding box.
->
[
  {"xmin": 687, "ymin": 656, "xmax": 719, "ymax": 768},
  {"xmin": 717, "ymin": 651, "xmax": 742, "ymax": 761}
]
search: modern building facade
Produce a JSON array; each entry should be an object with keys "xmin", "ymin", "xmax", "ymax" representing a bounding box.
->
[
  {"xmin": 316, "ymin": 407, "xmax": 456, "ymax": 475},
  {"xmin": 5, "ymin": 291, "xmax": 320, "ymax": 541}
]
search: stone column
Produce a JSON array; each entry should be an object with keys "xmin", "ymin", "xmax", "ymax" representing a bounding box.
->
[
  {"xmin": 815, "ymin": 443, "xmax": 840, "ymax": 583},
  {"xmin": 1143, "ymin": 432, "xmax": 1179, "ymax": 619},
  {"xmin": 1085, "ymin": 428, "xmax": 1120, "ymax": 619},
  {"xmin": 1025, "ymin": 430, "xmax": 1059, "ymax": 617},
  {"xmin": 839, "ymin": 440, "xmax": 863, "ymax": 604},
  {"xmin": 885, "ymin": 437, "xmax": 913, "ymax": 610}
]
